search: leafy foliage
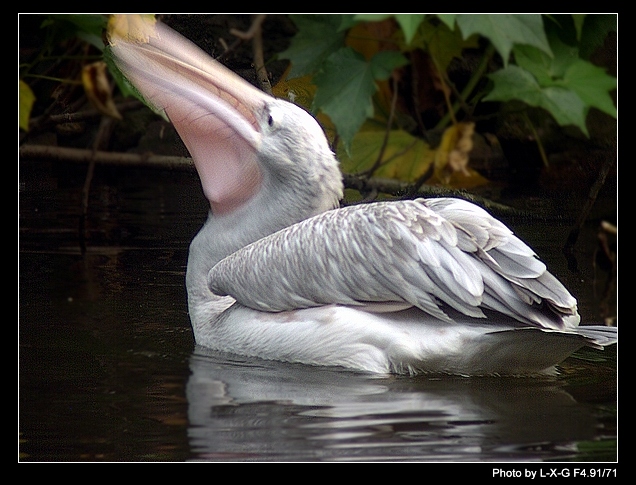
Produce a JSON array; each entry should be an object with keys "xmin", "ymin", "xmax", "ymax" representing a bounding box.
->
[
  {"xmin": 485, "ymin": 33, "xmax": 617, "ymax": 136},
  {"xmin": 20, "ymin": 14, "xmax": 616, "ymax": 193},
  {"xmin": 355, "ymin": 14, "xmax": 426, "ymax": 44},
  {"xmin": 279, "ymin": 15, "xmax": 347, "ymax": 78},
  {"xmin": 19, "ymin": 14, "xmax": 109, "ymax": 131},
  {"xmin": 312, "ymin": 48, "xmax": 407, "ymax": 146},
  {"xmin": 278, "ymin": 14, "xmax": 616, "ymax": 185},
  {"xmin": 40, "ymin": 14, "xmax": 106, "ymax": 50},
  {"xmin": 455, "ymin": 14, "xmax": 552, "ymax": 65},
  {"xmin": 338, "ymin": 127, "xmax": 434, "ymax": 181}
]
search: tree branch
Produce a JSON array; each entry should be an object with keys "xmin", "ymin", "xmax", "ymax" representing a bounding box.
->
[
  {"xmin": 19, "ymin": 144, "xmax": 195, "ymax": 171},
  {"xmin": 20, "ymin": 144, "xmax": 523, "ymax": 217}
]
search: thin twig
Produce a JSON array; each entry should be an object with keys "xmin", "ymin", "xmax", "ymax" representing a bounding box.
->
[
  {"xmin": 229, "ymin": 14, "xmax": 271, "ymax": 94},
  {"xmin": 229, "ymin": 14, "xmax": 267, "ymax": 41},
  {"xmin": 563, "ymin": 156, "xmax": 615, "ymax": 271},
  {"xmin": 431, "ymin": 56, "xmax": 456, "ymax": 126},
  {"xmin": 522, "ymin": 112, "xmax": 549, "ymax": 168},
  {"xmin": 434, "ymin": 44, "xmax": 495, "ymax": 132},
  {"xmin": 80, "ymin": 115, "xmax": 117, "ymax": 253},
  {"xmin": 361, "ymin": 74, "xmax": 400, "ymax": 177}
]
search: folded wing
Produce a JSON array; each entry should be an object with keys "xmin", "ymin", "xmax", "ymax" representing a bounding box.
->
[{"xmin": 208, "ymin": 198, "xmax": 579, "ymax": 331}]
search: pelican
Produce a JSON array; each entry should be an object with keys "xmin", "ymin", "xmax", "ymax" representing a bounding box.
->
[{"xmin": 109, "ymin": 19, "xmax": 617, "ymax": 375}]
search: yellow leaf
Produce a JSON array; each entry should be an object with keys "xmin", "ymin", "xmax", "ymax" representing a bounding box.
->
[
  {"xmin": 107, "ymin": 14, "xmax": 156, "ymax": 45},
  {"xmin": 346, "ymin": 21, "xmax": 397, "ymax": 61},
  {"xmin": 428, "ymin": 166, "xmax": 488, "ymax": 189},
  {"xmin": 272, "ymin": 66, "xmax": 316, "ymax": 110},
  {"xmin": 434, "ymin": 122, "xmax": 473, "ymax": 180},
  {"xmin": 82, "ymin": 61, "xmax": 122, "ymax": 119},
  {"xmin": 431, "ymin": 122, "xmax": 488, "ymax": 188},
  {"xmin": 338, "ymin": 128, "xmax": 435, "ymax": 182},
  {"xmin": 19, "ymin": 80, "xmax": 36, "ymax": 132}
]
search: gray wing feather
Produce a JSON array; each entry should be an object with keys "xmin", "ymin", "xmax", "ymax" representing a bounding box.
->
[{"xmin": 208, "ymin": 198, "xmax": 579, "ymax": 330}]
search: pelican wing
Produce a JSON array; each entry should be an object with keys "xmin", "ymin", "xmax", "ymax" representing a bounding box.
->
[{"xmin": 208, "ymin": 198, "xmax": 579, "ymax": 331}]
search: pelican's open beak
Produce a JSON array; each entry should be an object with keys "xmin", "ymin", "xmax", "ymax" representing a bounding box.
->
[{"xmin": 108, "ymin": 15, "xmax": 267, "ymax": 214}]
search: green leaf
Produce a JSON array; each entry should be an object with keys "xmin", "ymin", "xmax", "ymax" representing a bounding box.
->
[
  {"xmin": 513, "ymin": 45, "xmax": 555, "ymax": 85},
  {"xmin": 393, "ymin": 15, "xmax": 426, "ymax": 44},
  {"xmin": 353, "ymin": 14, "xmax": 391, "ymax": 23},
  {"xmin": 49, "ymin": 14, "xmax": 106, "ymax": 37},
  {"xmin": 436, "ymin": 14, "xmax": 457, "ymax": 30},
  {"xmin": 537, "ymin": 87, "xmax": 587, "ymax": 133},
  {"xmin": 311, "ymin": 49, "xmax": 405, "ymax": 149},
  {"xmin": 278, "ymin": 15, "xmax": 345, "ymax": 78},
  {"xmin": 561, "ymin": 59, "xmax": 617, "ymax": 117},
  {"xmin": 572, "ymin": 14, "xmax": 586, "ymax": 41},
  {"xmin": 19, "ymin": 80, "xmax": 36, "ymax": 132},
  {"xmin": 355, "ymin": 14, "xmax": 426, "ymax": 44},
  {"xmin": 44, "ymin": 14, "xmax": 107, "ymax": 50},
  {"xmin": 514, "ymin": 35, "xmax": 616, "ymax": 119},
  {"xmin": 542, "ymin": 34, "xmax": 580, "ymax": 79},
  {"xmin": 369, "ymin": 51, "xmax": 409, "ymax": 81},
  {"xmin": 484, "ymin": 65, "xmax": 588, "ymax": 134},
  {"xmin": 419, "ymin": 21, "xmax": 476, "ymax": 72},
  {"xmin": 336, "ymin": 14, "xmax": 358, "ymax": 32},
  {"xmin": 312, "ymin": 47, "xmax": 378, "ymax": 148},
  {"xmin": 456, "ymin": 14, "xmax": 552, "ymax": 65}
]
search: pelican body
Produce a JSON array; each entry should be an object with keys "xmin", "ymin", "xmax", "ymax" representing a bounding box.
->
[{"xmin": 109, "ymin": 18, "xmax": 616, "ymax": 375}]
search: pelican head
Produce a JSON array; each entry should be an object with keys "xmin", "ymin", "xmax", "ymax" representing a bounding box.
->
[{"xmin": 108, "ymin": 18, "xmax": 342, "ymax": 224}]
